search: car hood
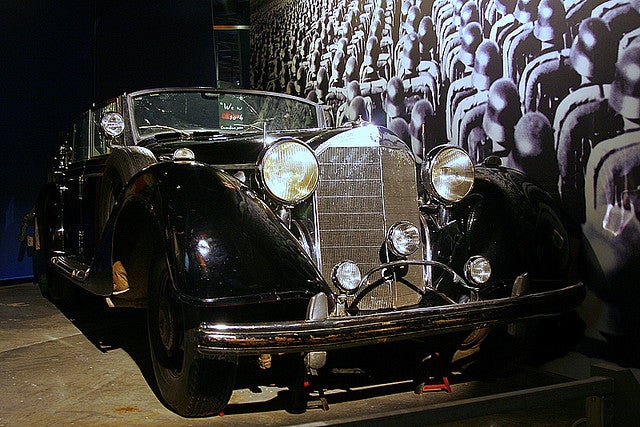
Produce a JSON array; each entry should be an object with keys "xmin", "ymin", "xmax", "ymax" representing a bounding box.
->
[{"xmin": 140, "ymin": 127, "xmax": 350, "ymax": 166}]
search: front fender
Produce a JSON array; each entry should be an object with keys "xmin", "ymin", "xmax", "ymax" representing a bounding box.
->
[
  {"xmin": 103, "ymin": 161, "xmax": 331, "ymax": 305},
  {"xmin": 427, "ymin": 166, "xmax": 580, "ymax": 297}
]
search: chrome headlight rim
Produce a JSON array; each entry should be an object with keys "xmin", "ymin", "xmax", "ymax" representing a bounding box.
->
[
  {"xmin": 172, "ymin": 147, "xmax": 196, "ymax": 161},
  {"xmin": 258, "ymin": 138, "xmax": 319, "ymax": 205},
  {"xmin": 422, "ymin": 145, "xmax": 475, "ymax": 204},
  {"xmin": 464, "ymin": 255, "xmax": 492, "ymax": 286},
  {"xmin": 386, "ymin": 221, "xmax": 421, "ymax": 257}
]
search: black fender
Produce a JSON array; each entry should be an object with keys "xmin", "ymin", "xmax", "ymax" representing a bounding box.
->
[
  {"xmin": 426, "ymin": 165, "xmax": 580, "ymax": 298},
  {"xmin": 89, "ymin": 160, "xmax": 332, "ymax": 309}
]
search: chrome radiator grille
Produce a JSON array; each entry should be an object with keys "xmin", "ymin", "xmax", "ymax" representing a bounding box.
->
[{"xmin": 316, "ymin": 144, "xmax": 423, "ymax": 309}]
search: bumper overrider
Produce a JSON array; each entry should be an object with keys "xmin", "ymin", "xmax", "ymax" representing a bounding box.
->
[{"xmin": 196, "ymin": 278, "xmax": 585, "ymax": 356}]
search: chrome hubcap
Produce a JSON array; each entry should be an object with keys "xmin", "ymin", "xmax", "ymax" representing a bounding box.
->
[{"xmin": 158, "ymin": 295, "xmax": 178, "ymax": 352}]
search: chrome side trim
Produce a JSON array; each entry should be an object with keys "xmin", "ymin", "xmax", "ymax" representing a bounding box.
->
[
  {"xmin": 215, "ymin": 163, "xmax": 258, "ymax": 170},
  {"xmin": 50, "ymin": 256, "xmax": 91, "ymax": 283},
  {"xmin": 196, "ymin": 282, "xmax": 585, "ymax": 355}
]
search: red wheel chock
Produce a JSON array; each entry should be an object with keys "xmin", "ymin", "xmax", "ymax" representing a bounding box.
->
[{"xmin": 418, "ymin": 376, "xmax": 451, "ymax": 393}]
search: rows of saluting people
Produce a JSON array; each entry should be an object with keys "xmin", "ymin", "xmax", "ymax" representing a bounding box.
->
[{"xmin": 250, "ymin": 0, "xmax": 640, "ymax": 228}]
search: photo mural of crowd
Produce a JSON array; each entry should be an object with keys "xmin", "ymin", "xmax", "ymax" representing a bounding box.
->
[{"xmin": 250, "ymin": 0, "xmax": 640, "ymax": 345}]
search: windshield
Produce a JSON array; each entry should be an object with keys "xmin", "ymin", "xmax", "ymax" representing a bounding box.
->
[{"xmin": 130, "ymin": 90, "xmax": 321, "ymax": 140}]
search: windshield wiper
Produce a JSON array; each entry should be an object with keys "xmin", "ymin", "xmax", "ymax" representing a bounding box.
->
[
  {"xmin": 138, "ymin": 125, "xmax": 189, "ymax": 137},
  {"xmin": 229, "ymin": 119, "xmax": 273, "ymax": 132},
  {"xmin": 188, "ymin": 130, "xmax": 222, "ymax": 138},
  {"xmin": 139, "ymin": 125, "xmax": 222, "ymax": 141}
]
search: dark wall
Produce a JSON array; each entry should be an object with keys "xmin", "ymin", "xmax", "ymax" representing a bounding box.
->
[
  {"xmin": 94, "ymin": 1, "xmax": 216, "ymax": 100},
  {"xmin": 1, "ymin": 1, "xmax": 217, "ymax": 282},
  {"xmin": 1, "ymin": 1, "xmax": 93, "ymax": 281}
]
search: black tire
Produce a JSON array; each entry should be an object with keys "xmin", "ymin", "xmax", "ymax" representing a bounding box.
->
[
  {"xmin": 98, "ymin": 146, "xmax": 156, "ymax": 234},
  {"xmin": 450, "ymin": 327, "xmax": 492, "ymax": 373},
  {"xmin": 36, "ymin": 272, "xmax": 52, "ymax": 299},
  {"xmin": 451, "ymin": 323, "xmax": 538, "ymax": 377},
  {"xmin": 147, "ymin": 254, "xmax": 236, "ymax": 417},
  {"xmin": 34, "ymin": 208, "xmax": 77, "ymax": 302},
  {"xmin": 287, "ymin": 360, "xmax": 310, "ymax": 414},
  {"xmin": 37, "ymin": 271, "xmax": 76, "ymax": 302}
]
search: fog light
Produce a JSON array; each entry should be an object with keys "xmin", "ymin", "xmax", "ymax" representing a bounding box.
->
[
  {"xmin": 332, "ymin": 260, "xmax": 362, "ymax": 293},
  {"xmin": 464, "ymin": 256, "xmax": 491, "ymax": 285},
  {"xmin": 387, "ymin": 221, "xmax": 421, "ymax": 256}
]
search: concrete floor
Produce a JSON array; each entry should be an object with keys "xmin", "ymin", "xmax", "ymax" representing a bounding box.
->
[{"xmin": 0, "ymin": 282, "xmax": 633, "ymax": 426}]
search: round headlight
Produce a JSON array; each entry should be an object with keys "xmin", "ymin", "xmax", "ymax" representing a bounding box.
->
[
  {"xmin": 387, "ymin": 221, "xmax": 421, "ymax": 256},
  {"xmin": 422, "ymin": 146, "xmax": 474, "ymax": 203},
  {"xmin": 464, "ymin": 255, "xmax": 492, "ymax": 286},
  {"xmin": 332, "ymin": 260, "xmax": 362, "ymax": 293},
  {"xmin": 259, "ymin": 139, "xmax": 319, "ymax": 204}
]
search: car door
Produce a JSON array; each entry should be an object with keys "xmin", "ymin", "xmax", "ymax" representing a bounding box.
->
[{"xmin": 62, "ymin": 100, "xmax": 121, "ymax": 262}]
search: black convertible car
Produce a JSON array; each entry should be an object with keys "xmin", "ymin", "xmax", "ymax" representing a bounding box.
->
[{"xmin": 27, "ymin": 88, "xmax": 584, "ymax": 417}]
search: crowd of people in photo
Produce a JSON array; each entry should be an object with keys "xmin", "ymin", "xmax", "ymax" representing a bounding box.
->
[{"xmin": 250, "ymin": 0, "xmax": 640, "ymax": 343}]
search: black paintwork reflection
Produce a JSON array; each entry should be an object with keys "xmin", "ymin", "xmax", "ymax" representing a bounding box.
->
[
  {"xmin": 119, "ymin": 161, "xmax": 330, "ymax": 303},
  {"xmin": 426, "ymin": 165, "xmax": 578, "ymax": 300}
]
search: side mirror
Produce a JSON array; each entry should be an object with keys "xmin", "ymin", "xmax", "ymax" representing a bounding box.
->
[
  {"xmin": 48, "ymin": 132, "xmax": 70, "ymax": 183},
  {"xmin": 482, "ymin": 155, "xmax": 502, "ymax": 168}
]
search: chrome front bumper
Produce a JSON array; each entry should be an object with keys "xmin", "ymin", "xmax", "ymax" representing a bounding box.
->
[{"xmin": 196, "ymin": 282, "xmax": 585, "ymax": 356}]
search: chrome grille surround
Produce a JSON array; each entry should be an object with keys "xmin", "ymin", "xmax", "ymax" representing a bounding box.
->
[{"xmin": 314, "ymin": 126, "xmax": 423, "ymax": 310}]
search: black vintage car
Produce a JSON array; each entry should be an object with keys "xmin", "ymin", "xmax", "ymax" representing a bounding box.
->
[{"xmin": 29, "ymin": 87, "xmax": 584, "ymax": 417}]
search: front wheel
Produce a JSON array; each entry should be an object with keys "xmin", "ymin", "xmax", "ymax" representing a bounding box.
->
[{"xmin": 147, "ymin": 255, "xmax": 236, "ymax": 417}]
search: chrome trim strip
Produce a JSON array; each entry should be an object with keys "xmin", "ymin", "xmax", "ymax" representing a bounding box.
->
[
  {"xmin": 213, "ymin": 25, "xmax": 251, "ymax": 30},
  {"xmin": 214, "ymin": 163, "xmax": 256, "ymax": 170},
  {"xmin": 196, "ymin": 282, "xmax": 585, "ymax": 355},
  {"xmin": 378, "ymin": 145, "xmax": 389, "ymax": 263},
  {"xmin": 314, "ymin": 124, "xmax": 409, "ymax": 156},
  {"xmin": 50, "ymin": 256, "xmax": 91, "ymax": 283}
]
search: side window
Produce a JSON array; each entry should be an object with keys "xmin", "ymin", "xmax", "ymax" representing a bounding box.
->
[
  {"xmin": 92, "ymin": 102, "xmax": 121, "ymax": 157},
  {"xmin": 71, "ymin": 112, "xmax": 90, "ymax": 163}
]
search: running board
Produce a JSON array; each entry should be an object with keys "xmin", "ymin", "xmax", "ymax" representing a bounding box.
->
[{"xmin": 51, "ymin": 256, "xmax": 91, "ymax": 283}]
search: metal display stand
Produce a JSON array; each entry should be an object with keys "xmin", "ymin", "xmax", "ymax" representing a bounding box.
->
[{"xmin": 294, "ymin": 364, "xmax": 640, "ymax": 427}]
